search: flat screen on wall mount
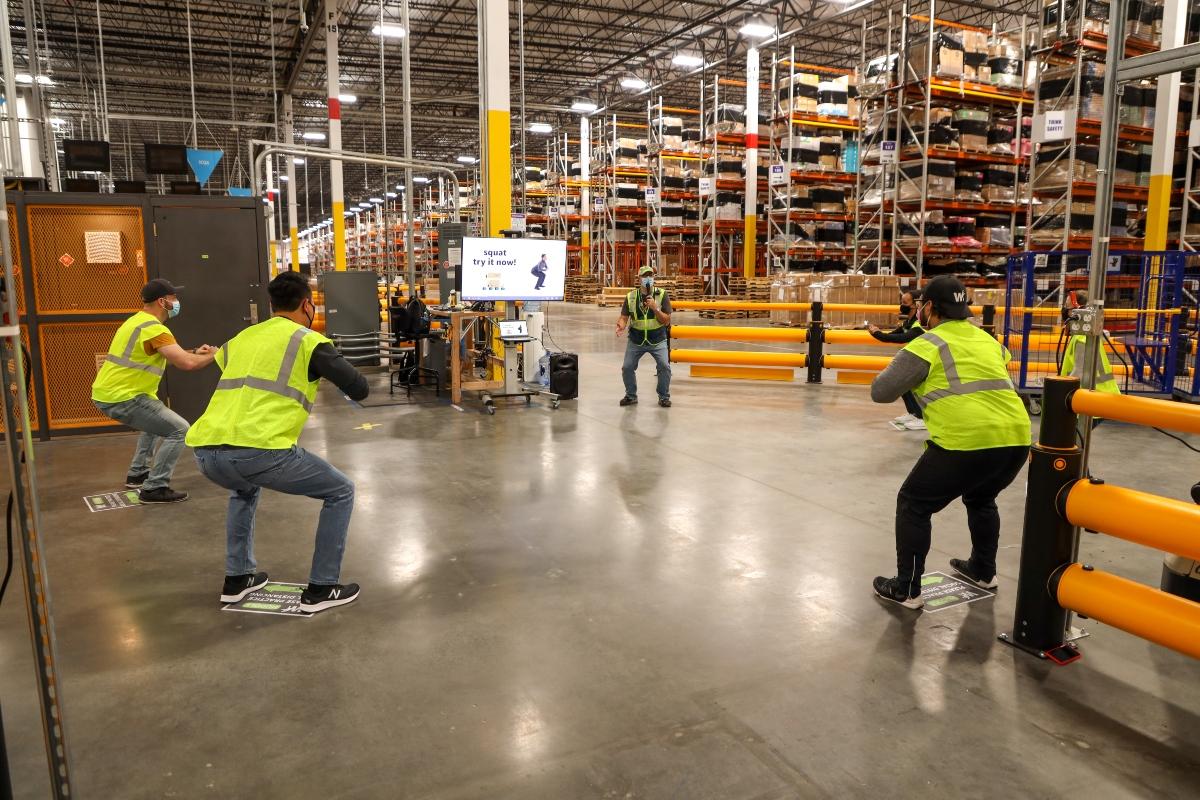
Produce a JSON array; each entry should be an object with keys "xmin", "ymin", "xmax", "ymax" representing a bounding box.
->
[
  {"xmin": 144, "ymin": 143, "xmax": 189, "ymax": 175},
  {"xmin": 62, "ymin": 139, "xmax": 110, "ymax": 172}
]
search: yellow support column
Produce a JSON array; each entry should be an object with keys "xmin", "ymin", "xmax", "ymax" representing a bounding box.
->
[
  {"xmin": 1144, "ymin": 0, "xmax": 1185, "ymax": 251},
  {"xmin": 743, "ymin": 46, "xmax": 760, "ymax": 279},
  {"xmin": 479, "ymin": 0, "xmax": 511, "ymax": 379}
]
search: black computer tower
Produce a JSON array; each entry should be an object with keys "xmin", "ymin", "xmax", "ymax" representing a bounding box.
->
[{"xmin": 549, "ymin": 352, "xmax": 578, "ymax": 399}]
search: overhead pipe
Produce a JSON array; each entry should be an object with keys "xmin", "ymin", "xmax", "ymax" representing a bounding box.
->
[
  {"xmin": 283, "ymin": 94, "xmax": 299, "ymax": 271},
  {"xmin": 249, "ymin": 141, "xmax": 463, "ymax": 224}
]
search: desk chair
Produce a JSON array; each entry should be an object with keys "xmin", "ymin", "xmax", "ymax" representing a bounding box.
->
[{"xmin": 389, "ymin": 302, "xmax": 442, "ymax": 397}]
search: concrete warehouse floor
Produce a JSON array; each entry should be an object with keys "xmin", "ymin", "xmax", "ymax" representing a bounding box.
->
[{"xmin": 2, "ymin": 302, "xmax": 1199, "ymax": 799}]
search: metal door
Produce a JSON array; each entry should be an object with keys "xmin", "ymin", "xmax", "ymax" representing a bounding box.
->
[{"xmin": 151, "ymin": 201, "xmax": 269, "ymax": 422}]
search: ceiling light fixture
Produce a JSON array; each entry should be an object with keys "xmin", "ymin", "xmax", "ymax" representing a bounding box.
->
[
  {"xmin": 373, "ymin": 24, "xmax": 407, "ymax": 38},
  {"xmin": 385, "ymin": 191, "xmax": 397, "ymax": 198},
  {"xmin": 292, "ymin": 157, "xmax": 305, "ymax": 164},
  {"xmin": 338, "ymin": 93, "xmax": 358, "ymax": 104},
  {"xmin": 528, "ymin": 122, "xmax": 553, "ymax": 134},
  {"xmin": 672, "ymin": 53, "xmax": 704, "ymax": 68},
  {"xmin": 413, "ymin": 176, "xmax": 431, "ymax": 184},
  {"xmin": 739, "ymin": 21, "xmax": 775, "ymax": 38},
  {"xmin": 570, "ymin": 99, "xmax": 598, "ymax": 113},
  {"xmin": 456, "ymin": 155, "xmax": 477, "ymax": 164},
  {"xmin": 620, "ymin": 77, "xmax": 649, "ymax": 91},
  {"xmin": 302, "ymin": 131, "xmax": 327, "ymax": 141},
  {"xmin": 49, "ymin": 117, "xmax": 66, "ymax": 126},
  {"xmin": 369, "ymin": 197, "xmax": 383, "ymax": 203},
  {"xmin": 16, "ymin": 74, "xmax": 53, "ymax": 86}
]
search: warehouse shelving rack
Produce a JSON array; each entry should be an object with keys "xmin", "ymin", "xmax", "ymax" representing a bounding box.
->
[
  {"xmin": 1176, "ymin": 66, "xmax": 1200, "ymax": 251},
  {"xmin": 588, "ymin": 114, "xmax": 650, "ymax": 288},
  {"xmin": 853, "ymin": 1, "xmax": 1034, "ymax": 282},
  {"xmin": 768, "ymin": 46, "xmax": 862, "ymax": 275},
  {"xmin": 699, "ymin": 74, "xmax": 751, "ymax": 295},
  {"xmin": 1026, "ymin": 3, "xmax": 1156, "ymax": 259},
  {"xmin": 646, "ymin": 98, "xmax": 703, "ymax": 277}
]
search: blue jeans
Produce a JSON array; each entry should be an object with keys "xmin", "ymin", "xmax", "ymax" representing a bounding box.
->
[
  {"xmin": 94, "ymin": 395, "xmax": 189, "ymax": 491},
  {"xmin": 194, "ymin": 446, "xmax": 355, "ymax": 585},
  {"xmin": 622, "ymin": 338, "xmax": 671, "ymax": 400}
]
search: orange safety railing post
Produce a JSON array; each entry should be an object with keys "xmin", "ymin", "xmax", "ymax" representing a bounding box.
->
[{"xmin": 1001, "ymin": 376, "xmax": 1085, "ymax": 658}]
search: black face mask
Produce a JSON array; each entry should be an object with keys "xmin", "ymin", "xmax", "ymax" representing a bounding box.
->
[
  {"xmin": 899, "ymin": 304, "xmax": 913, "ymax": 316},
  {"xmin": 303, "ymin": 300, "xmax": 315, "ymax": 329}
]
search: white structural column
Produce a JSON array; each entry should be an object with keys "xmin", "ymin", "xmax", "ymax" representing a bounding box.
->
[
  {"xmin": 283, "ymin": 94, "xmax": 300, "ymax": 271},
  {"xmin": 580, "ymin": 114, "xmax": 591, "ymax": 275},
  {"xmin": 327, "ymin": 0, "xmax": 347, "ymax": 271},
  {"xmin": 1144, "ymin": 0, "xmax": 1186, "ymax": 250},
  {"xmin": 478, "ymin": 0, "xmax": 511, "ymax": 237},
  {"xmin": 743, "ymin": 47, "xmax": 760, "ymax": 279}
]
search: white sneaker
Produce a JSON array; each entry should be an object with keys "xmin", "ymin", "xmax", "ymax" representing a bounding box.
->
[
  {"xmin": 903, "ymin": 418, "xmax": 927, "ymax": 431},
  {"xmin": 890, "ymin": 414, "xmax": 914, "ymax": 430}
]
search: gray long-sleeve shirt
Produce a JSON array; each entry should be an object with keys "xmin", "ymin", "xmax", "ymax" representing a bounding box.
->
[{"xmin": 870, "ymin": 350, "xmax": 930, "ymax": 403}]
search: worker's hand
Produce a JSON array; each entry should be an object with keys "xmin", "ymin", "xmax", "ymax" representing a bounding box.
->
[
  {"xmin": 615, "ymin": 322, "xmax": 626, "ymax": 336},
  {"xmin": 867, "ymin": 323, "xmax": 880, "ymax": 334},
  {"xmin": 644, "ymin": 297, "xmax": 658, "ymax": 313},
  {"xmin": 194, "ymin": 344, "xmax": 217, "ymax": 356}
]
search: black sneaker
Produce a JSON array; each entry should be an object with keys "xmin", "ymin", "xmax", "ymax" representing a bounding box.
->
[
  {"xmin": 300, "ymin": 583, "xmax": 361, "ymax": 613},
  {"xmin": 124, "ymin": 472, "xmax": 149, "ymax": 489},
  {"xmin": 220, "ymin": 572, "xmax": 269, "ymax": 604},
  {"xmin": 138, "ymin": 487, "xmax": 188, "ymax": 504},
  {"xmin": 873, "ymin": 576, "xmax": 924, "ymax": 609},
  {"xmin": 658, "ymin": 397, "xmax": 672, "ymax": 408},
  {"xmin": 619, "ymin": 396, "xmax": 638, "ymax": 406},
  {"xmin": 950, "ymin": 558, "xmax": 999, "ymax": 590}
]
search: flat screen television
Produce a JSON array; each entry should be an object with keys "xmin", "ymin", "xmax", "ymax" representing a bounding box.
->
[
  {"xmin": 62, "ymin": 139, "xmax": 110, "ymax": 172},
  {"xmin": 145, "ymin": 143, "xmax": 189, "ymax": 175},
  {"xmin": 460, "ymin": 237, "xmax": 567, "ymax": 302}
]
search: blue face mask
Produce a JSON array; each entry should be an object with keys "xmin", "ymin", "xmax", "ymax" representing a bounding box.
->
[
  {"xmin": 641, "ymin": 277, "xmax": 653, "ymax": 291},
  {"xmin": 166, "ymin": 299, "xmax": 181, "ymax": 318}
]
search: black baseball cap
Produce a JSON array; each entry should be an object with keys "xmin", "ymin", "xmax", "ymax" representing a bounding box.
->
[
  {"xmin": 141, "ymin": 278, "xmax": 184, "ymax": 302},
  {"xmin": 922, "ymin": 275, "xmax": 972, "ymax": 320}
]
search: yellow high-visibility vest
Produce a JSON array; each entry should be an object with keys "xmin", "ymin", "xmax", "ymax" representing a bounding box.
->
[
  {"xmin": 186, "ymin": 317, "xmax": 329, "ymax": 450},
  {"xmin": 1061, "ymin": 335, "xmax": 1120, "ymax": 395},
  {"xmin": 91, "ymin": 311, "xmax": 170, "ymax": 404},
  {"xmin": 903, "ymin": 320, "xmax": 1032, "ymax": 451}
]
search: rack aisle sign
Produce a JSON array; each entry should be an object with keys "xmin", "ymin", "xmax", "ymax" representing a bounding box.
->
[
  {"xmin": 510, "ymin": 212, "xmax": 527, "ymax": 232},
  {"xmin": 699, "ymin": 177, "xmax": 714, "ymax": 197},
  {"xmin": 1034, "ymin": 110, "xmax": 1074, "ymax": 143},
  {"xmin": 593, "ymin": 196, "xmax": 604, "ymax": 213},
  {"xmin": 879, "ymin": 140, "xmax": 897, "ymax": 164},
  {"xmin": 644, "ymin": 186, "xmax": 659, "ymax": 205},
  {"xmin": 769, "ymin": 163, "xmax": 786, "ymax": 186}
]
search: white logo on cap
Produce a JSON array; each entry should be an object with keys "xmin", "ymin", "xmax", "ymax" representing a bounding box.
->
[{"xmin": 954, "ymin": 292, "xmax": 966, "ymax": 302}]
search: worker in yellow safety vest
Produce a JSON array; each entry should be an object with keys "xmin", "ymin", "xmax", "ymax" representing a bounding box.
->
[
  {"xmin": 869, "ymin": 276, "xmax": 1032, "ymax": 609},
  {"xmin": 91, "ymin": 278, "xmax": 216, "ymax": 504},
  {"xmin": 187, "ymin": 272, "xmax": 369, "ymax": 613},
  {"xmin": 616, "ymin": 265, "xmax": 673, "ymax": 407},
  {"xmin": 1060, "ymin": 290, "xmax": 1121, "ymax": 395}
]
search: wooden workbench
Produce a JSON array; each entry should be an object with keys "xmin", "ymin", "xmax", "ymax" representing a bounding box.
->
[{"xmin": 431, "ymin": 308, "xmax": 505, "ymax": 405}]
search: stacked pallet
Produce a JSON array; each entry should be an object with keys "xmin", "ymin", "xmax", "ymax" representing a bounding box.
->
[
  {"xmin": 697, "ymin": 296, "xmax": 748, "ymax": 320},
  {"xmin": 742, "ymin": 277, "xmax": 772, "ymax": 319},
  {"xmin": 565, "ymin": 274, "xmax": 601, "ymax": 304},
  {"xmin": 598, "ymin": 286, "xmax": 630, "ymax": 307}
]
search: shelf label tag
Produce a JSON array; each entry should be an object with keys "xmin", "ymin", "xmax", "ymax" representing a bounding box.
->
[
  {"xmin": 644, "ymin": 186, "xmax": 659, "ymax": 204},
  {"xmin": 699, "ymin": 177, "xmax": 714, "ymax": 197},
  {"xmin": 510, "ymin": 212, "xmax": 527, "ymax": 232},
  {"xmin": 879, "ymin": 140, "xmax": 897, "ymax": 164},
  {"xmin": 593, "ymin": 197, "xmax": 605, "ymax": 212},
  {"xmin": 769, "ymin": 163, "xmax": 787, "ymax": 186},
  {"xmin": 549, "ymin": 205, "xmax": 560, "ymax": 218},
  {"xmin": 1034, "ymin": 110, "xmax": 1074, "ymax": 143},
  {"xmin": 1190, "ymin": 119, "xmax": 1200, "ymax": 148}
]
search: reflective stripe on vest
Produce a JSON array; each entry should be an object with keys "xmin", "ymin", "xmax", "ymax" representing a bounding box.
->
[
  {"xmin": 214, "ymin": 328, "xmax": 313, "ymax": 411},
  {"xmin": 914, "ymin": 331, "xmax": 1015, "ymax": 407},
  {"xmin": 105, "ymin": 321, "xmax": 166, "ymax": 376}
]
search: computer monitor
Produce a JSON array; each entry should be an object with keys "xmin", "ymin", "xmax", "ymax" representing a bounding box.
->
[
  {"xmin": 62, "ymin": 139, "xmax": 110, "ymax": 172},
  {"xmin": 460, "ymin": 237, "xmax": 567, "ymax": 302},
  {"xmin": 145, "ymin": 143, "xmax": 189, "ymax": 175},
  {"xmin": 62, "ymin": 178, "xmax": 100, "ymax": 193},
  {"xmin": 498, "ymin": 320, "xmax": 530, "ymax": 341}
]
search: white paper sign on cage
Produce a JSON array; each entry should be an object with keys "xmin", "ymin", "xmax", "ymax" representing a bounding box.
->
[{"xmin": 84, "ymin": 230, "xmax": 122, "ymax": 264}]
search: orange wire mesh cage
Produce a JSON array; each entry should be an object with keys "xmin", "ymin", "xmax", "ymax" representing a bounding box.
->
[
  {"xmin": 28, "ymin": 205, "xmax": 147, "ymax": 315},
  {"xmin": 7, "ymin": 203, "xmax": 24, "ymax": 316},
  {"xmin": 37, "ymin": 321, "xmax": 124, "ymax": 430}
]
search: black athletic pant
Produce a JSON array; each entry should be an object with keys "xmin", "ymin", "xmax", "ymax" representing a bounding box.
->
[{"xmin": 895, "ymin": 443, "xmax": 1029, "ymax": 597}]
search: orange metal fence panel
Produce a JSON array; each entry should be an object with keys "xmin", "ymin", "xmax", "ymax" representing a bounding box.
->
[
  {"xmin": 7, "ymin": 203, "xmax": 24, "ymax": 316},
  {"xmin": 0, "ymin": 326, "xmax": 38, "ymax": 433},
  {"xmin": 37, "ymin": 321, "xmax": 123, "ymax": 429},
  {"xmin": 28, "ymin": 204, "xmax": 146, "ymax": 314}
]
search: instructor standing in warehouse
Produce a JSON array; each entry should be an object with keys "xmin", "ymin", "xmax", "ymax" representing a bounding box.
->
[
  {"xmin": 92, "ymin": 278, "xmax": 216, "ymax": 504},
  {"xmin": 868, "ymin": 276, "xmax": 1031, "ymax": 609},
  {"xmin": 187, "ymin": 272, "xmax": 369, "ymax": 613},
  {"xmin": 616, "ymin": 265, "xmax": 673, "ymax": 407}
]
